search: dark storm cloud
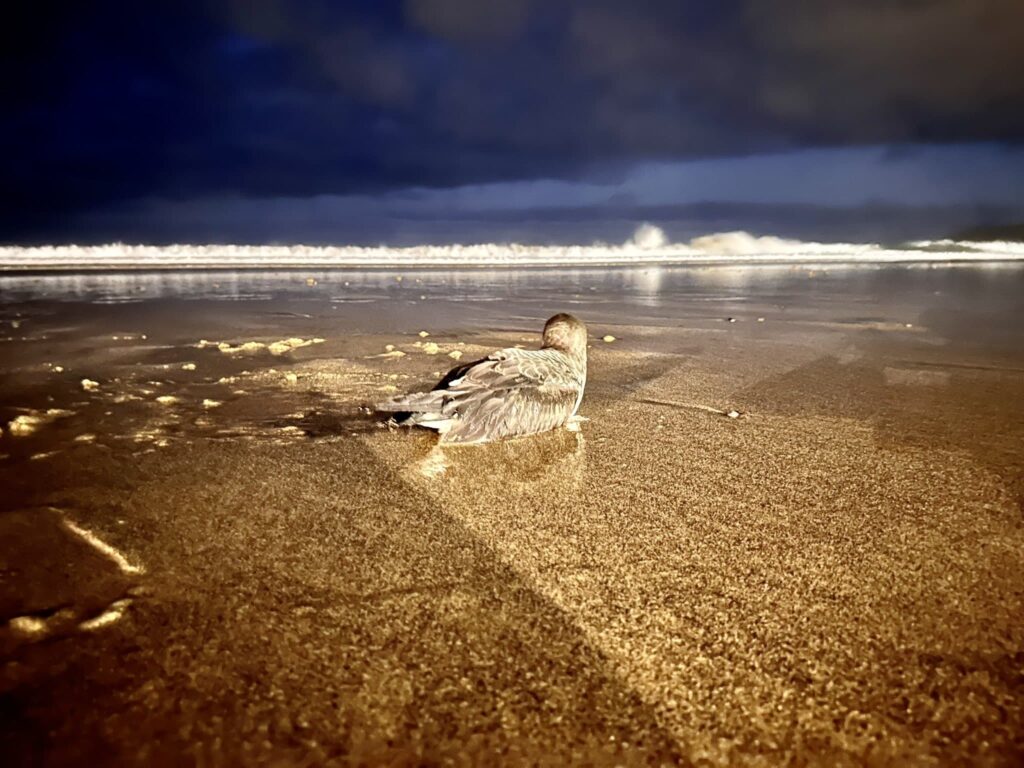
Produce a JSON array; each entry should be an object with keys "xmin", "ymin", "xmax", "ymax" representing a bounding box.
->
[{"xmin": 2, "ymin": 0, "xmax": 1022, "ymax": 238}]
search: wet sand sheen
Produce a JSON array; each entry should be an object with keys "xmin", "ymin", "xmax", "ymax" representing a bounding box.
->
[{"xmin": 1, "ymin": 266, "xmax": 1023, "ymax": 765}]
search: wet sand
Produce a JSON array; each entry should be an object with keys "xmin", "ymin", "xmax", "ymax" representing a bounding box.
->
[{"xmin": 2, "ymin": 266, "xmax": 1023, "ymax": 765}]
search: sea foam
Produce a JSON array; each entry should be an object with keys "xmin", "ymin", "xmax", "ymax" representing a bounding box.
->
[{"xmin": 1, "ymin": 227, "xmax": 1022, "ymax": 270}]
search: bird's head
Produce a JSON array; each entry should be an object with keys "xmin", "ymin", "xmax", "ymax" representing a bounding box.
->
[{"xmin": 542, "ymin": 313, "xmax": 588, "ymax": 357}]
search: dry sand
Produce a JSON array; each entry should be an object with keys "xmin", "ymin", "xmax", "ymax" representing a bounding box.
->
[{"xmin": 1, "ymin": 269, "xmax": 1023, "ymax": 765}]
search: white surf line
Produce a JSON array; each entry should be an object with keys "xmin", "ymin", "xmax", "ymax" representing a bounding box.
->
[{"xmin": 62, "ymin": 517, "xmax": 145, "ymax": 575}]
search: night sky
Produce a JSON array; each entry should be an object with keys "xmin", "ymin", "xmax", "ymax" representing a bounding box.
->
[{"xmin": 5, "ymin": 1, "xmax": 1024, "ymax": 244}]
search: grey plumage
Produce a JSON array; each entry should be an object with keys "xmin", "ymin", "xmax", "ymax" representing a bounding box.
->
[{"xmin": 377, "ymin": 313, "xmax": 588, "ymax": 445}]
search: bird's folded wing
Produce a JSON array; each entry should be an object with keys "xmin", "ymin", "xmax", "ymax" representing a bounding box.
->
[{"xmin": 440, "ymin": 350, "xmax": 581, "ymax": 443}]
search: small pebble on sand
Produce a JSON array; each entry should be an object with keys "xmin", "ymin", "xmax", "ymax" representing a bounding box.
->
[{"xmin": 603, "ymin": 335, "xmax": 616, "ymax": 343}]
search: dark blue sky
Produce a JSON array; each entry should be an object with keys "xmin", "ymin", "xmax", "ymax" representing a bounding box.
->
[{"xmin": 4, "ymin": 1, "xmax": 1024, "ymax": 244}]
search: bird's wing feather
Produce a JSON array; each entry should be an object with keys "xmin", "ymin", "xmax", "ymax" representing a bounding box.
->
[{"xmin": 437, "ymin": 348, "xmax": 583, "ymax": 444}]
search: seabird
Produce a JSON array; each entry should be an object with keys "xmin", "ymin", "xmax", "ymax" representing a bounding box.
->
[{"xmin": 377, "ymin": 313, "xmax": 588, "ymax": 444}]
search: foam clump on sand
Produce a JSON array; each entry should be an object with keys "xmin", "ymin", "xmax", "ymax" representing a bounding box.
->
[
  {"xmin": 422, "ymin": 341, "xmax": 440, "ymax": 355},
  {"xmin": 196, "ymin": 337, "xmax": 324, "ymax": 356},
  {"xmin": 202, "ymin": 399, "xmax": 222, "ymax": 409},
  {"xmin": 7, "ymin": 409, "xmax": 73, "ymax": 436},
  {"xmin": 196, "ymin": 339, "xmax": 265, "ymax": 354},
  {"xmin": 268, "ymin": 337, "xmax": 324, "ymax": 356},
  {"xmin": 8, "ymin": 616, "xmax": 48, "ymax": 636},
  {"xmin": 155, "ymin": 395, "xmax": 178, "ymax": 405},
  {"xmin": 448, "ymin": 350, "xmax": 463, "ymax": 360},
  {"xmin": 81, "ymin": 378, "xmax": 100, "ymax": 391}
]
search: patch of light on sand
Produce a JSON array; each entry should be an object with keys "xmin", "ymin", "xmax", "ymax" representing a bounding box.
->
[
  {"xmin": 415, "ymin": 447, "xmax": 450, "ymax": 479},
  {"xmin": 62, "ymin": 518, "xmax": 144, "ymax": 575}
]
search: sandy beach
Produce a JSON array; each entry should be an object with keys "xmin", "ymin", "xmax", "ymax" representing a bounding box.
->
[{"xmin": 2, "ymin": 265, "xmax": 1023, "ymax": 765}]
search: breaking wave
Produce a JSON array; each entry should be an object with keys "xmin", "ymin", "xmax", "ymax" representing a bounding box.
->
[{"xmin": 2, "ymin": 226, "xmax": 1022, "ymax": 270}]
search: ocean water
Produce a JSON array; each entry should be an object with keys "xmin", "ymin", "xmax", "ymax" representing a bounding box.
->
[{"xmin": 2, "ymin": 262, "xmax": 1022, "ymax": 350}]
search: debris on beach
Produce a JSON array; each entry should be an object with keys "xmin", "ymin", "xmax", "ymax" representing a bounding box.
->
[
  {"xmin": 81, "ymin": 378, "xmax": 100, "ymax": 391},
  {"xmin": 641, "ymin": 398, "xmax": 748, "ymax": 419}
]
